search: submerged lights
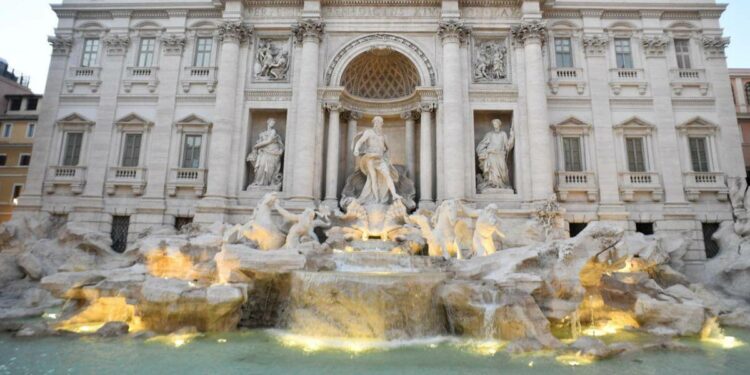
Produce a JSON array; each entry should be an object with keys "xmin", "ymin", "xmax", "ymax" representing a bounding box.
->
[
  {"xmin": 147, "ymin": 332, "xmax": 200, "ymax": 348},
  {"xmin": 555, "ymin": 352, "xmax": 595, "ymax": 367},
  {"xmin": 468, "ymin": 340, "xmax": 504, "ymax": 356},
  {"xmin": 700, "ymin": 318, "xmax": 745, "ymax": 349}
]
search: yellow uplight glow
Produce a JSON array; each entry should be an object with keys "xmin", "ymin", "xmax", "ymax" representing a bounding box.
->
[
  {"xmin": 555, "ymin": 352, "xmax": 595, "ymax": 366},
  {"xmin": 700, "ymin": 318, "xmax": 745, "ymax": 349},
  {"xmin": 147, "ymin": 333, "xmax": 200, "ymax": 348},
  {"xmin": 582, "ymin": 322, "xmax": 619, "ymax": 337},
  {"xmin": 464, "ymin": 340, "xmax": 505, "ymax": 356}
]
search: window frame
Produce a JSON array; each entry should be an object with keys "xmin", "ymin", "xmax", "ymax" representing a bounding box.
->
[
  {"xmin": 136, "ymin": 37, "xmax": 157, "ymax": 68},
  {"xmin": 554, "ymin": 37, "xmax": 574, "ymax": 68},
  {"xmin": 120, "ymin": 133, "xmax": 143, "ymax": 167},
  {"xmin": 172, "ymin": 114, "xmax": 212, "ymax": 171},
  {"xmin": 10, "ymin": 183, "xmax": 23, "ymax": 204},
  {"xmin": 61, "ymin": 132, "xmax": 84, "ymax": 167},
  {"xmin": 551, "ymin": 117, "xmax": 594, "ymax": 174},
  {"xmin": 614, "ymin": 38, "xmax": 634, "ymax": 69},
  {"xmin": 8, "ymin": 98, "xmax": 22, "ymax": 112},
  {"xmin": 18, "ymin": 153, "xmax": 31, "ymax": 167},
  {"xmin": 0, "ymin": 154, "xmax": 7, "ymax": 167},
  {"xmin": 194, "ymin": 36, "xmax": 214, "ymax": 67},
  {"xmin": 674, "ymin": 38, "xmax": 692, "ymax": 69},
  {"xmin": 81, "ymin": 38, "xmax": 100, "ymax": 67},
  {"xmin": 2, "ymin": 123, "xmax": 12, "ymax": 138},
  {"xmin": 613, "ymin": 117, "xmax": 657, "ymax": 175},
  {"xmin": 625, "ymin": 136, "xmax": 647, "ymax": 172},
  {"xmin": 676, "ymin": 117, "xmax": 720, "ymax": 175},
  {"xmin": 181, "ymin": 133, "xmax": 204, "ymax": 169}
]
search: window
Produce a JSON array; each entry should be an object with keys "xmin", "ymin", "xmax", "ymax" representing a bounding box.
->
[
  {"xmin": 121, "ymin": 133, "xmax": 142, "ymax": 167},
  {"xmin": 702, "ymin": 223, "xmax": 720, "ymax": 259},
  {"xmin": 2, "ymin": 124, "xmax": 11, "ymax": 138},
  {"xmin": 137, "ymin": 38, "xmax": 156, "ymax": 67},
  {"xmin": 674, "ymin": 39, "xmax": 691, "ymax": 69},
  {"xmin": 62, "ymin": 132, "xmax": 83, "ymax": 166},
  {"xmin": 569, "ymin": 222, "xmax": 588, "ymax": 237},
  {"xmin": 194, "ymin": 37, "xmax": 213, "ymax": 67},
  {"xmin": 11, "ymin": 184, "xmax": 23, "ymax": 204},
  {"xmin": 0, "ymin": 155, "xmax": 6, "ymax": 166},
  {"xmin": 81, "ymin": 38, "xmax": 100, "ymax": 67},
  {"xmin": 18, "ymin": 154, "xmax": 31, "ymax": 166},
  {"xmin": 689, "ymin": 137, "xmax": 710, "ymax": 172},
  {"xmin": 562, "ymin": 137, "xmax": 583, "ymax": 172},
  {"xmin": 554, "ymin": 38, "xmax": 574, "ymax": 68},
  {"xmin": 625, "ymin": 137, "xmax": 646, "ymax": 172},
  {"xmin": 26, "ymin": 98, "xmax": 38, "ymax": 111},
  {"xmin": 746, "ymin": 83, "xmax": 750, "ymax": 105},
  {"xmin": 635, "ymin": 222, "xmax": 654, "ymax": 236},
  {"xmin": 26, "ymin": 123, "xmax": 35, "ymax": 138},
  {"xmin": 181, "ymin": 134, "xmax": 202, "ymax": 169},
  {"xmin": 9, "ymin": 99, "xmax": 22, "ymax": 111},
  {"xmin": 175, "ymin": 217, "xmax": 194, "ymax": 231},
  {"xmin": 111, "ymin": 216, "xmax": 130, "ymax": 253},
  {"xmin": 614, "ymin": 38, "xmax": 634, "ymax": 69}
]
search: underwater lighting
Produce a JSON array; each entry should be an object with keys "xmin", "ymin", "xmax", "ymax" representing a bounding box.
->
[
  {"xmin": 703, "ymin": 335, "xmax": 744, "ymax": 349},
  {"xmin": 147, "ymin": 333, "xmax": 200, "ymax": 348},
  {"xmin": 465, "ymin": 340, "xmax": 504, "ymax": 356},
  {"xmin": 43, "ymin": 313, "xmax": 58, "ymax": 320},
  {"xmin": 217, "ymin": 339, "xmax": 227, "ymax": 343},
  {"xmin": 582, "ymin": 322, "xmax": 619, "ymax": 337},
  {"xmin": 555, "ymin": 352, "xmax": 595, "ymax": 366}
]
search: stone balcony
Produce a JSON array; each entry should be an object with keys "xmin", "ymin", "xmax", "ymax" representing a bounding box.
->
[
  {"xmin": 619, "ymin": 172, "xmax": 663, "ymax": 202},
  {"xmin": 669, "ymin": 69, "xmax": 709, "ymax": 96},
  {"xmin": 167, "ymin": 168, "xmax": 207, "ymax": 197},
  {"xmin": 548, "ymin": 67, "xmax": 586, "ymax": 95},
  {"xmin": 64, "ymin": 67, "xmax": 102, "ymax": 93},
  {"xmin": 609, "ymin": 68, "xmax": 648, "ymax": 95},
  {"xmin": 123, "ymin": 67, "xmax": 159, "ymax": 93},
  {"xmin": 44, "ymin": 166, "xmax": 87, "ymax": 194},
  {"xmin": 181, "ymin": 66, "xmax": 218, "ymax": 94},
  {"xmin": 105, "ymin": 167, "xmax": 147, "ymax": 196},
  {"xmin": 683, "ymin": 172, "xmax": 729, "ymax": 202},
  {"xmin": 555, "ymin": 171, "xmax": 598, "ymax": 202}
]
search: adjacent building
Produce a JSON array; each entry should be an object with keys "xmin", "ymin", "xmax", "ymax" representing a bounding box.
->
[
  {"xmin": 730, "ymin": 69, "xmax": 750, "ymax": 177},
  {"xmin": 15, "ymin": 0, "xmax": 744, "ymax": 267},
  {"xmin": 0, "ymin": 59, "xmax": 38, "ymax": 222}
]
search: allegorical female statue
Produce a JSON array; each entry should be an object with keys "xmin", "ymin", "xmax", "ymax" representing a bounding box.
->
[
  {"xmin": 247, "ymin": 118, "xmax": 284, "ymax": 188},
  {"xmin": 352, "ymin": 116, "xmax": 402, "ymax": 205},
  {"xmin": 476, "ymin": 119, "xmax": 515, "ymax": 192}
]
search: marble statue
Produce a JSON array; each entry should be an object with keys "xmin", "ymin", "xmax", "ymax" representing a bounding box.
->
[
  {"xmin": 255, "ymin": 40, "xmax": 290, "ymax": 81},
  {"xmin": 274, "ymin": 200, "xmax": 331, "ymax": 248},
  {"xmin": 472, "ymin": 204, "xmax": 504, "ymax": 257},
  {"xmin": 352, "ymin": 116, "xmax": 402, "ymax": 205},
  {"xmin": 237, "ymin": 193, "xmax": 286, "ymax": 250},
  {"xmin": 473, "ymin": 41, "xmax": 507, "ymax": 82},
  {"xmin": 476, "ymin": 119, "xmax": 515, "ymax": 192},
  {"xmin": 248, "ymin": 118, "xmax": 284, "ymax": 189},
  {"xmin": 409, "ymin": 200, "xmax": 474, "ymax": 259}
]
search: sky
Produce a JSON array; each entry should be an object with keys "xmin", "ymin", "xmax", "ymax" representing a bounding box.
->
[{"xmin": 0, "ymin": 0, "xmax": 749, "ymax": 94}]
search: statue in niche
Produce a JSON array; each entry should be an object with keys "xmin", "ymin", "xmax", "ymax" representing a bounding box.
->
[
  {"xmin": 476, "ymin": 119, "xmax": 515, "ymax": 192},
  {"xmin": 473, "ymin": 41, "xmax": 507, "ymax": 82},
  {"xmin": 247, "ymin": 118, "xmax": 284, "ymax": 189},
  {"xmin": 352, "ymin": 116, "xmax": 402, "ymax": 205},
  {"xmin": 255, "ymin": 39, "xmax": 290, "ymax": 81}
]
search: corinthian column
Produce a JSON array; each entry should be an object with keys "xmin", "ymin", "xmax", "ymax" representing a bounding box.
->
[
  {"xmin": 419, "ymin": 103, "xmax": 434, "ymax": 206},
  {"xmin": 204, "ymin": 21, "xmax": 251, "ymax": 201},
  {"xmin": 438, "ymin": 20, "xmax": 470, "ymax": 201},
  {"xmin": 324, "ymin": 103, "xmax": 342, "ymax": 205},
  {"xmin": 290, "ymin": 19, "xmax": 325, "ymax": 201},
  {"xmin": 512, "ymin": 21, "xmax": 554, "ymax": 201},
  {"xmin": 345, "ymin": 111, "xmax": 362, "ymax": 177},
  {"xmin": 401, "ymin": 111, "xmax": 418, "ymax": 179}
]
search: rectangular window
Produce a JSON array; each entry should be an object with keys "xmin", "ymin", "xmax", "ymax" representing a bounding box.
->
[
  {"xmin": 137, "ymin": 38, "xmax": 156, "ymax": 67},
  {"xmin": 175, "ymin": 217, "xmax": 194, "ymax": 231},
  {"xmin": 62, "ymin": 132, "xmax": 84, "ymax": 166},
  {"xmin": 121, "ymin": 133, "xmax": 143, "ymax": 167},
  {"xmin": 26, "ymin": 98, "xmax": 38, "ymax": 111},
  {"xmin": 194, "ymin": 37, "xmax": 213, "ymax": 67},
  {"xmin": 702, "ymin": 223, "xmax": 720, "ymax": 259},
  {"xmin": 18, "ymin": 154, "xmax": 31, "ymax": 166},
  {"xmin": 81, "ymin": 38, "xmax": 100, "ymax": 67},
  {"xmin": 625, "ymin": 137, "xmax": 647, "ymax": 172},
  {"xmin": 26, "ymin": 123, "xmax": 35, "ymax": 138},
  {"xmin": 111, "ymin": 216, "xmax": 130, "ymax": 253},
  {"xmin": 555, "ymin": 38, "xmax": 574, "ymax": 68},
  {"xmin": 11, "ymin": 184, "xmax": 23, "ymax": 204},
  {"xmin": 689, "ymin": 137, "xmax": 710, "ymax": 172},
  {"xmin": 562, "ymin": 137, "xmax": 583, "ymax": 172},
  {"xmin": 635, "ymin": 222, "xmax": 654, "ymax": 236},
  {"xmin": 0, "ymin": 155, "xmax": 6, "ymax": 166},
  {"xmin": 614, "ymin": 38, "xmax": 634, "ymax": 69},
  {"xmin": 9, "ymin": 99, "xmax": 22, "ymax": 111},
  {"xmin": 674, "ymin": 39, "xmax": 691, "ymax": 69},
  {"xmin": 181, "ymin": 134, "xmax": 202, "ymax": 169},
  {"xmin": 2, "ymin": 124, "xmax": 11, "ymax": 138}
]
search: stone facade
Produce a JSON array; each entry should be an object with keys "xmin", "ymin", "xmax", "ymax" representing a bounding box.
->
[
  {"xmin": 729, "ymin": 69, "xmax": 750, "ymax": 173},
  {"xmin": 17, "ymin": 0, "xmax": 743, "ymax": 271}
]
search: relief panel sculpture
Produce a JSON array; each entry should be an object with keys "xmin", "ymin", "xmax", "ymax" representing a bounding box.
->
[
  {"xmin": 472, "ymin": 38, "xmax": 508, "ymax": 83},
  {"xmin": 254, "ymin": 38, "xmax": 291, "ymax": 81}
]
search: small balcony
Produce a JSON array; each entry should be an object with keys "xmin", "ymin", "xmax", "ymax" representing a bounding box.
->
[
  {"xmin": 555, "ymin": 171, "xmax": 598, "ymax": 202},
  {"xmin": 44, "ymin": 166, "xmax": 87, "ymax": 194},
  {"xmin": 167, "ymin": 168, "xmax": 207, "ymax": 197},
  {"xmin": 609, "ymin": 68, "xmax": 648, "ymax": 96},
  {"xmin": 669, "ymin": 69, "xmax": 709, "ymax": 96},
  {"xmin": 65, "ymin": 67, "xmax": 102, "ymax": 93},
  {"xmin": 683, "ymin": 172, "xmax": 729, "ymax": 202},
  {"xmin": 619, "ymin": 172, "xmax": 663, "ymax": 202},
  {"xmin": 105, "ymin": 167, "xmax": 147, "ymax": 195},
  {"xmin": 181, "ymin": 66, "xmax": 218, "ymax": 93},
  {"xmin": 548, "ymin": 68, "xmax": 586, "ymax": 95},
  {"xmin": 123, "ymin": 66, "xmax": 159, "ymax": 93}
]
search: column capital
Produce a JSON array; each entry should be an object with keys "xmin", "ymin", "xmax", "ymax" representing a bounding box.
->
[
  {"xmin": 511, "ymin": 20, "xmax": 547, "ymax": 46},
  {"xmin": 344, "ymin": 111, "xmax": 362, "ymax": 121},
  {"xmin": 401, "ymin": 111, "xmax": 420, "ymax": 121},
  {"xmin": 218, "ymin": 21, "xmax": 253, "ymax": 43},
  {"xmin": 419, "ymin": 102, "xmax": 436, "ymax": 113},
  {"xmin": 161, "ymin": 33, "xmax": 187, "ymax": 55},
  {"xmin": 702, "ymin": 36, "xmax": 730, "ymax": 59},
  {"xmin": 438, "ymin": 19, "xmax": 471, "ymax": 45},
  {"xmin": 641, "ymin": 35, "xmax": 670, "ymax": 58},
  {"xmin": 103, "ymin": 34, "xmax": 131, "ymax": 56},
  {"xmin": 292, "ymin": 18, "xmax": 325, "ymax": 44},
  {"xmin": 48, "ymin": 35, "xmax": 73, "ymax": 56},
  {"xmin": 582, "ymin": 34, "xmax": 609, "ymax": 57},
  {"xmin": 323, "ymin": 102, "xmax": 342, "ymax": 112}
]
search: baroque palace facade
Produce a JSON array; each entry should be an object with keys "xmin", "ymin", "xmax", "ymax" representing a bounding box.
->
[{"xmin": 18, "ymin": 0, "xmax": 742, "ymax": 267}]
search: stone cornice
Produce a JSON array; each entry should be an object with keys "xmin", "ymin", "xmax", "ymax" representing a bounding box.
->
[
  {"xmin": 702, "ymin": 36, "xmax": 730, "ymax": 59},
  {"xmin": 161, "ymin": 33, "xmax": 187, "ymax": 55},
  {"xmin": 292, "ymin": 19, "xmax": 325, "ymax": 44},
  {"xmin": 49, "ymin": 35, "xmax": 74, "ymax": 56},
  {"xmin": 218, "ymin": 21, "xmax": 253, "ymax": 43},
  {"xmin": 103, "ymin": 34, "xmax": 131, "ymax": 56},
  {"xmin": 641, "ymin": 35, "xmax": 670, "ymax": 58},
  {"xmin": 582, "ymin": 34, "xmax": 608, "ymax": 57},
  {"xmin": 511, "ymin": 20, "xmax": 547, "ymax": 46},
  {"xmin": 438, "ymin": 19, "xmax": 471, "ymax": 45}
]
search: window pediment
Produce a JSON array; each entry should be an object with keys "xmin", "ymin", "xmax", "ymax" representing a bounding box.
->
[
  {"xmin": 614, "ymin": 117, "xmax": 655, "ymax": 135},
  {"xmin": 175, "ymin": 114, "xmax": 212, "ymax": 132},
  {"xmin": 56, "ymin": 113, "xmax": 95, "ymax": 132},
  {"xmin": 116, "ymin": 113, "xmax": 154, "ymax": 131},
  {"xmin": 676, "ymin": 116, "xmax": 718, "ymax": 135},
  {"xmin": 551, "ymin": 117, "xmax": 591, "ymax": 135}
]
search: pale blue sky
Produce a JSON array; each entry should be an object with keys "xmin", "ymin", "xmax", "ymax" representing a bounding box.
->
[{"xmin": 0, "ymin": 0, "xmax": 748, "ymax": 94}]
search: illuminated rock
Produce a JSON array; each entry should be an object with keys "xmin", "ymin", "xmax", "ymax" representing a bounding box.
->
[{"xmin": 634, "ymin": 293, "xmax": 707, "ymax": 336}]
